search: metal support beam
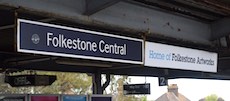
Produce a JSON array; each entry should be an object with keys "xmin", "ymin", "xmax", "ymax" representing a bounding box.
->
[
  {"xmin": 84, "ymin": 0, "xmax": 121, "ymax": 15},
  {"xmin": 92, "ymin": 71, "xmax": 102, "ymax": 94},
  {"xmin": 92, "ymin": 71, "xmax": 110, "ymax": 94},
  {"xmin": 102, "ymin": 73, "xmax": 110, "ymax": 91},
  {"xmin": 0, "ymin": 0, "xmax": 212, "ymax": 45},
  {"xmin": 0, "ymin": 25, "xmax": 14, "ymax": 30},
  {"xmin": 211, "ymin": 17, "xmax": 230, "ymax": 40}
]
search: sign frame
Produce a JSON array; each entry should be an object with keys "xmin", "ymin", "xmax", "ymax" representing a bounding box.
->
[
  {"xmin": 123, "ymin": 83, "xmax": 151, "ymax": 95},
  {"xmin": 89, "ymin": 95, "xmax": 113, "ymax": 101},
  {"xmin": 29, "ymin": 94, "xmax": 60, "ymax": 101},
  {"xmin": 0, "ymin": 94, "xmax": 27, "ymax": 101},
  {"xmin": 17, "ymin": 19, "xmax": 143, "ymax": 64},
  {"xmin": 61, "ymin": 95, "xmax": 88, "ymax": 101},
  {"xmin": 5, "ymin": 75, "xmax": 56, "ymax": 87},
  {"xmin": 144, "ymin": 41, "xmax": 218, "ymax": 72},
  {"xmin": 158, "ymin": 77, "xmax": 168, "ymax": 86}
]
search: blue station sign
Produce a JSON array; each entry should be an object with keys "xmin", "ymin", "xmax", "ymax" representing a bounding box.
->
[
  {"xmin": 62, "ymin": 95, "xmax": 87, "ymax": 101},
  {"xmin": 17, "ymin": 19, "xmax": 143, "ymax": 64}
]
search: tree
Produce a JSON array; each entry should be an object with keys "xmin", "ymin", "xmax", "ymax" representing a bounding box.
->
[
  {"xmin": 141, "ymin": 96, "xmax": 147, "ymax": 101},
  {"xmin": 106, "ymin": 75, "xmax": 141, "ymax": 101},
  {"xmin": 38, "ymin": 72, "xmax": 92, "ymax": 94},
  {"xmin": 205, "ymin": 94, "xmax": 218, "ymax": 101},
  {"xmin": 0, "ymin": 71, "xmax": 92, "ymax": 94},
  {"xmin": 1, "ymin": 71, "xmax": 144, "ymax": 101}
]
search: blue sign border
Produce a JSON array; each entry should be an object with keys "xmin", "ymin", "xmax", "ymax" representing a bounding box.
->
[
  {"xmin": 17, "ymin": 19, "xmax": 143, "ymax": 64},
  {"xmin": 62, "ymin": 95, "xmax": 87, "ymax": 101}
]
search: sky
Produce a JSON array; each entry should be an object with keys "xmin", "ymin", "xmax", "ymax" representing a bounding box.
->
[{"xmin": 130, "ymin": 76, "xmax": 230, "ymax": 101}]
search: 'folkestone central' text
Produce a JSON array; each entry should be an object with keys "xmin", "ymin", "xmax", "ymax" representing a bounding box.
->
[{"xmin": 46, "ymin": 32, "xmax": 126, "ymax": 55}]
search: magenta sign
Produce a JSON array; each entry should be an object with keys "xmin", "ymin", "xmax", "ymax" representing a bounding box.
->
[{"xmin": 30, "ymin": 95, "xmax": 59, "ymax": 101}]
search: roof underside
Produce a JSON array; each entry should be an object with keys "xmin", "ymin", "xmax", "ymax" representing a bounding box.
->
[{"xmin": 132, "ymin": 0, "xmax": 230, "ymax": 22}]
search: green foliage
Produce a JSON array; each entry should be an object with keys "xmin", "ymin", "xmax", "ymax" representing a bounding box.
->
[
  {"xmin": 108, "ymin": 75, "xmax": 143, "ymax": 101},
  {"xmin": 205, "ymin": 94, "xmax": 218, "ymax": 101},
  {"xmin": 141, "ymin": 96, "xmax": 147, "ymax": 101}
]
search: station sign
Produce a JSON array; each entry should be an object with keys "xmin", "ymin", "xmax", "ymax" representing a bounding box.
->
[
  {"xmin": 17, "ymin": 19, "xmax": 143, "ymax": 64},
  {"xmin": 145, "ymin": 42, "xmax": 218, "ymax": 72},
  {"xmin": 30, "ymin": 95, "xmax": 59, "ymax": 101},
  {"xmin": 158, "ymin": 77, "xmax": 168, "ymax": 86},
  {"xmin": 5, "ymin": 75, "xmax": 56, "ymax": 87},
  {"xmin": 0, "ymin": 95, "xmax": 27, "ymax": 101},
  {"xmin": 123, "ymin": 83, "xmax": 150, "ymax": 95},
  {"xmin": 90, "ymin": 95, "xmax": 112, "ymax": 101},
  {"xmin": 62, "ymin": 95, "xmax": 87, "ymax": 101}
]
